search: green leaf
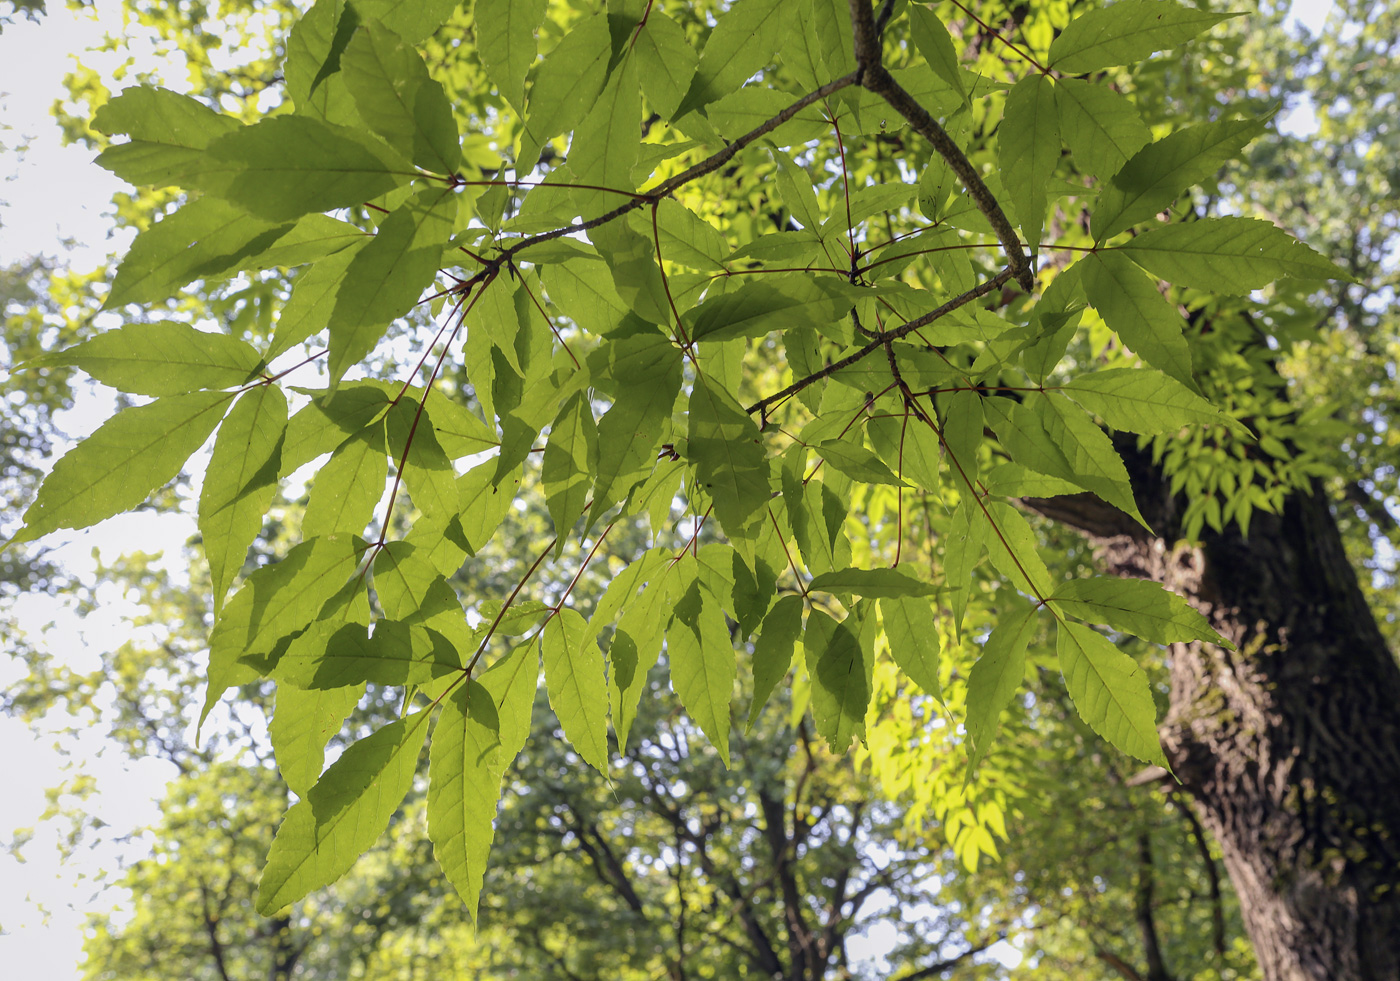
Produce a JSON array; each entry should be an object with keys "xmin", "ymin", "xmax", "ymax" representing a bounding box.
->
[
  {"xmin": 940, "ymin": 498, "xmax": 985, "ymax": 635},
  {"xmin": 964, "ymin": 601, "xmax": 1036, "ymax": 775},
  {"xmin": 284, "ymin": 0, "xmax": 361, "ymax": 120},
  {"xmin": 669, "ymin": 572, "xmax": 738, "ymax": 766},
  {"xmin": 104, "ymin": 197, "xmax": 287, "ymax": 309},
  {"xmin": 983, "ymin": 396, "xmax": 1078, "ymax": 488},
  {"xmin": 1062, "ymin": 368, "xmax": 1228, "ymax": 435},
  {"xmin": 303, "ymin": 429, "xmax": 388, "ymax": 538},
  {"xmin": 941, "ymin": 388, "xmax": 982, "ymax": 495},
  {"xmin": 257, "ymin": 708, "xmax": 430, "ymax": 913},
  {"xmin": 280, "ymin": 385, "xmax": 393, "ymax": 477},
  {"xmin": 1054, "ymin": 78, "xmax": 1151, "ymax": 181},
  {"xmin": 998, "ymin": 74, "xmax": 1059, "ymax": 251},
  {"xmin": 12, "ymin": 391, "xmax": 232, "ymax": 546},
  {"xmin": 276, "ymin": 621, "xmax": 460, "ymax": 687},
  {"xmin": 428, "ymin": 642, "xmax": 538, "ymax": 921},
  {"xmin": 810, "ymin": 0, "xmax": 857, "ymax": 96},
  {"xmin": 474, "ymin": 0, "xmax": 547, "ymax": 113},
  {"xmin": 517, "ymin": 13, "xmax": 613, "ymax": 172},
  {"xmin": 189, "ymin": 115, "xmax": 408, "ymax": 222},
  {"xmin": 457, "ymin": 460, "xmax": 518, "ymax": 553},
  {"xmin": 1091, "ymin": 118, "xmax": 1264, "ymax": 241},
  {"xmin": 880, "ymin": 596, "xmax": 942, "ymax": 698},
  {"xmin": 908, "ymin": 6, "xmax": 965, "ymax": 104},
  {"xmin": 1080, "ymin": 250, "xmax": 1194, "ymax": 387},
  {"xmin": 542, "ymin": 607, "xmax": 609, "ymax": 773},
  {"xmin": 640, "ymin": 198, "xmax": 728, "ymax": 272},
  {"xmin": 688, "ymin": 275, "xmax": 853, "ymax": 344},
  {"xmin": 566, "ymin": 54, "xmax": 640, "ymax": 218},
  {"xmin": 983, "ymin": 501, "xmax": 1054, "ymax": 600},
  {"xmin": 1117, "ymin": 216, "xmax": 1353, "ymax": 291},
  {"xmin": 635, "ymin": 11, "xmax": 698, "ymax": 120},
  {"xmin": 1051, "ymin": 576, "xmax": 1230, "ymax": 646},
  {"xmin": 328, "ymin": 186, "xmax": 455, "ymax": 383},
  {"xmin": 203, "ymin": 535, "xmax": 363, "ymax": 724},
  {"xmin": 26, "ymin": 321, "xmax": 262, "ymax": 396},
  {"xmin": 816, "ymin": 438, "xmax": 906, "ymax": 486},
  {"xmin": 423, "ymin": 388, "xmax": 499, "ymax": 459},
  {"xmin": 748, "ymin": 593, "xmax": 804, "ymax": 729},
  {"xmin": 1049, "ymin": 0, "xmax": 1237, "ymax": 74},
  {"xmin": 341, "ymin": 20, "xmax": 461, "ymax": 174},
  {"xmin": 608, "ymin": 561, "xmax": 679, "ymax": 749},
  {"xmin": 804, "ymin": 605, "xmax": 873, "ymax": 753},
  {"xmin": 356, "ymin": 0, "xmax": 463, "ymax": 43},
  {"xmin": 542, "ymin": 393, "xmax": 598, "ymax": 550},
  {"xmin": 868, "ymin": 413, "xmax": 941, "ymax": 493},
  {"xmin": 385, "ymin": 398, "xmax": 459, "ymax": 538},
  {"xmin": 237, "ymin": 214, "xmax": 368, "ymax": 272},
  {"xmin": 1058, "ymin": 621, "xmax": 1167, "ymax": 767},
  {"xmin": 1032, "ymin": 392, "xmax": 1145, "ymax": 526},
  {"xmin": 267, "ymin": 244, "xmax": 365, "ymax": 360},
  {"xmin": 689, "ymin": 374, "xmax": 769, "ymax": 537},
  {"xmin": 199, "ymin": 385, "xmax": 287, "ymax": 613},
  {"xmin": 270, "ymin": 683, "xmax": 364, "ymax": 797},
  {"xmin": 674, "ymin": 0, "xmax": 794, "ymax": 118},
  {"xmin": 93, "ymin": 85, "xmax": 239, "ymax": 187},
  {"xmin": 810, "ymin": 567, "xmax": 937, "ymax": 599}
]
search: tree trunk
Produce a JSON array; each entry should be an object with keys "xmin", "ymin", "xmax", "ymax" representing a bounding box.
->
[{"xmin": 1026, "ymin": 442, "xmax": 1400, "ymax": 981}]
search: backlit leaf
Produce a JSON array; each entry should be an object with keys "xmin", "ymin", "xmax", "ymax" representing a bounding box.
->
[
  {"xmin": 26, "ymin": 321, "xmax": 261, "ymax": 396},
  {"xmin": 189, "ymin": 115, "xmax": 408, "ymax": 222},
  {"xmin": 1058, "ymin": 621, "xmax": 1167, "ymax": 766},
  {"xmin": 1118, "ymin": 216, "xmax": 1352, "ymax": 291},
  {"xmin": 258, "ymin": 709, "xmax": 430, "ymax": 912},
  {"xmin": 964, "ymin": 601, "xmax": 1036, "ymax": 775},
  {"xmin": 880, "ymin": 596, "xmax": 942, "ymax": 698},
  {"xmin": 1054, "ymin": 78, "xmax": 1151, "ymax": 181},
  {"xmin": 999, "ymin": 74, "xmax": 1059, "ymax": 251},
  {"xmin": 328, "ymin": 186, "xmax": 455, "ymax": 383},
  {"xmin": 199, "ymin": 385, "xmax": 287, "ymax": 612},
  {"xmin": 688, "ymin": 374, "xmax": 769, "ymax": 537},
  {"xmin": 1091, "ymin": 118, "xmax": 1264, "ymax": 241},
  {"xmin": 1062, "ymin": 368, "xmax": 1228, "ymax": 434},
  {"xmin": 1051, "ymin": 576, "xmax": 1230, "ymax": 646},
  {"xmin": 341, "ymin": 20, "xmax": 461, "ymax": 174},
  {"xmin": 1081, "ymin": 250, "xmax": 1194, "ymax": 387},
  {"xmin": 13, "ymin": 390, "xmax": 232, "ymax": 546},
  {"xmin": 674, "ymin": 0, "xmax": 794, "ymax": 118},
  {"xmin": 474, "ymin": 0, "xmax": 547, "ymax": 113},
  {"xmin": 748, "ymin": 593, "xmax": 804, "ymax": 729},
  {"xmin": 542, "ymin": 608, "xmax": 609, "ymax": 773},
  {"xmin": 1049, "ymin": 0, "xmax": 1237, "ymax": 74},
  {"xmin": 543, "ymin": 393, "xmax": 598, "ymax": 550},
  {"xmin": 810, "ymin": 567, "xmax": 937, "ymax": 598},
  {"xmin": 428, "ymin": 642, "xmax": 538, "ymax": 921},
  {"xmin": 804, "ymin": 605, "xmax": 873, "ymax": 753},
  {"xmin": 668, "ymin": 572, "xmax": 737, "ymax": 766}
]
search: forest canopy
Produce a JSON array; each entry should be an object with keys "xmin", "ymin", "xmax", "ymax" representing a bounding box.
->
[{"xmin": 4, "ymin": 0, "xmax": 1400, "ymax": 978}]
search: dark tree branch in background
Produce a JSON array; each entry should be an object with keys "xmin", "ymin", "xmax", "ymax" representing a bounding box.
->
[{"xmin": 1136, "ymin": 833, "xmax": 1174, "ymax": 981}]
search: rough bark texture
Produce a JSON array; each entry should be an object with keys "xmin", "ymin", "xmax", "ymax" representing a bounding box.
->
[{"xmin": 1026, "ymin": 441, "xmax": 1400, "ymax": 981}]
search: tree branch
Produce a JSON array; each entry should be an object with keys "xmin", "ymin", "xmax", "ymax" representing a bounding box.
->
[
  {"xmin": 1136, "ymin": 832, "xmax": 1174, "ymax": 981},
  {"xmin": 494, "ymin": 73, "xmax": 860, "ymax": 266},
  {"xmin": 892, "ymin": 935, "xmax": 1003, "ymax": 981},
  {"xmin": 745, "ymin": 267, "xmax": 1014, "ymax": 418},
  {"xmin": 861, "ymin": 65, "xmax": 1034, "ymax": 291}
]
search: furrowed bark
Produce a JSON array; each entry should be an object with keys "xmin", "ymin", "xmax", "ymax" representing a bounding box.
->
[{"xmin": 1025, "ymin": 439, "xmax": 1400, "ymax": 981}]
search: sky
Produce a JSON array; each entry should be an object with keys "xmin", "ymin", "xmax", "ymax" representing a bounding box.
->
[{"xmin": 0, "ymin": 0, "xmax": 1340, "ymax": 977}]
